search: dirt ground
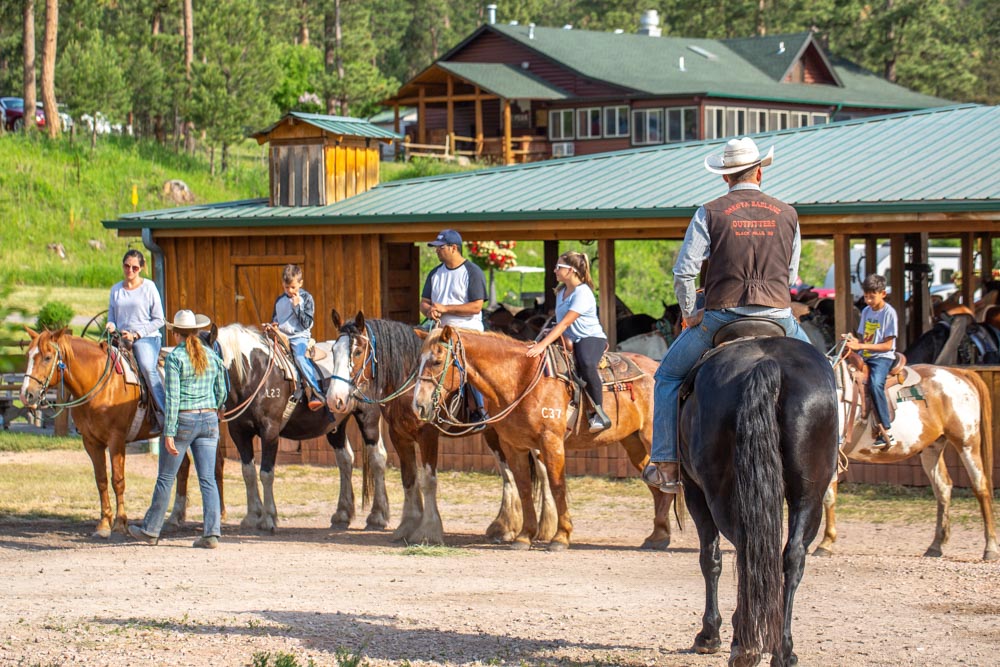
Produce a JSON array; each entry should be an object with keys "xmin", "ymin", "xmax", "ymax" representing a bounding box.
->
[{"xmin": 1, "ymin": 450, "xmax": 998, "ymax": 667}]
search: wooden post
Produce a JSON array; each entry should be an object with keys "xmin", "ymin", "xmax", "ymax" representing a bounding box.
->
[
  {"xmin": 503, "ymin": 99, "xmax": 513, "ymax": 166},
  {"xmin": 833, "ymin": 234, "xmax": 853, "ymax": 340},
  {"xmin": 961, "ymin": 232, "xmax": 975, "ymax": 306},
  {"xmin": 474, "ymin": 87, "xmax": 483, "ymax": 158},
  {"xmin": 446, "ymin": 75, "xmax": 454, "ymax": 141},
  {"xmin": 393, "ymin": 103, "xmax": 400, "ymax": 135},
  {"xmin": 417, "ymin": 87, "xmax": 426, "ymax": 145},
  {"xmin": 889, "ymin": 234, "xmax": 907, "ymax": 351},
  {"xmin": 910, "ymin": 232, "xmax": 930, "ymax": 336},
  {"xmin": 543, "ymin": 240, "xmax": 559, "ymax": 315},
  {"xmin": 980, "ymin": 233, "xmax": 994, "ymax": 287},
  {"xmin": 864, "ymin": 236, "xmax": 878, "ymax": 279},
  {"xmin": 598, "ymin": 239, "xmax": 617, "ymax": 349}
]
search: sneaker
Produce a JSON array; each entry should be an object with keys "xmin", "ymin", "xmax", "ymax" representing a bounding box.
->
[
  {"xmin": 469, "ymin": 410, "xmax": 488, "ymax": 432},
  {"xmin": 588, "ymin": 415, "xmax": 611, "ymax": 433},
  {"xmin": 192, "ymin": 536, "xmax": 219, "ymax": 549},
  {"xmin": 641, "ymin": 462, "xmax": 683, "ymax": 494},
  {"xmin": 307, "ymin": 397, "xmax": 325, "ymax": 411},
  {"xmin": 128, "ymin": 524, "xmax": 158, "ymax": 545}
]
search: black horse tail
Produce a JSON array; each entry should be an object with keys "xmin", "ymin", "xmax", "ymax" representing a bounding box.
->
[{"xmin": 733, "ymin": 358, "xmax": 784, "ymax": 657}]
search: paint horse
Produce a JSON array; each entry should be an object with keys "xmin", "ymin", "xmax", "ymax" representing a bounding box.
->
[
  {"xmin": 412, "ymin": 326, "xmax": 677, "ymax": 551},
  {"xmin": 818, "ymin": 349, "xmax": 997, "ymax": 560},
  {"xmin": 327, "ymin": 312, "xmax": 554, "ymax": 545},
  {"xmin": 200, "ymin": 324, "xmax": 390, "ymax": 532},
  {"xmin": 20, "ymin": 328, "xmax": 160, "ymax": 538},
  {"xmin": 678, "ymin": 334, "xmax": 839, "ymax": 666}
]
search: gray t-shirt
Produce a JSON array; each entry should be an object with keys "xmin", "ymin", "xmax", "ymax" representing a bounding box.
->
[
  {"xmin": 272, "ymin": 289, "xmax": 316, "ymax": 340},
  {"xmin": 422, "ymin": 260, "xmax": 488, "ymax": 330},
  {"xmin": 857, "ymin": 303, "xmax": 898, "ymax": 360},
  {"xmin": 556, "ymin": 284, "xmax": 606, "ymax": 343},
  {"xmin": 108, "ymin": 279, "xmax": 164, "ymax": 339}
]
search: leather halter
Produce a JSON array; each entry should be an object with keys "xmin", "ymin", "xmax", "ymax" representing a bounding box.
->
[
  {"xmin": 25, "ymin": 333, "xmax": 116, "ymax": 410},
  {"xmin": 331, "ymin": 325, "xmax": 418, "ymax": 405}
]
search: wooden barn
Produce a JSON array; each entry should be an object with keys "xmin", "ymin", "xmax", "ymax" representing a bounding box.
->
[{"xmin": 105, "ymin": 104, "xmax": 1000, "ymax": 487}]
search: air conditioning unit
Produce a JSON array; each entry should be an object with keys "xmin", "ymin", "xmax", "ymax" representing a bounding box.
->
[{"xmin": 551, "ymin": 142, "xmax": 575, "ymax": 158}]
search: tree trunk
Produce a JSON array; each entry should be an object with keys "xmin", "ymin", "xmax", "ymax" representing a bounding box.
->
[
  {"xmin": 183, "ymin": 0, "xmax": 195, "ymax": 154},
  {"xmin": 323, "ymin": 0, "xmax": 344, "ymax": 115},
  {"xmin": 23, "ymin": 0, "xmax": 36, "ymax": 132},
  {"xmin": 757, "ymin": 0, "xmax": 767, "ymax": 36},
  {"xmin": 90, "ymin": 111, "xmax": 97, "ymax": 149},
  {"xmin": 222, "ymin": 142, "xmax": 229, "ymax": 173},
  {"xmin": 298, "ymin": 0, "xmax": 310, "ymax": 45},
  {"xmin": 40, "ymin": 0, "xmax": 59, "ymax": 137}
]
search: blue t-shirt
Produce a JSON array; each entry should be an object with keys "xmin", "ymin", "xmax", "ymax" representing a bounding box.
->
[
  {"xmin": 857, "ymin": 303, "xmax": 898, "ymax": 360},
  {"xmin": 556, "ymin": 284, "xmax": 607, "ymax": 343}
]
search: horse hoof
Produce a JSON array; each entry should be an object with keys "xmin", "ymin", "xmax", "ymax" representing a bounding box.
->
[
  {"xmin": 923, "ymin": 547, "xmax": 943, "ymax": 558},
  {"xmin": 693, "ymin": 635, "xmax": 721, "ymax": 655},
  {"xmin": 983, "ymin": 550, "xmax": 999, "ymax": 562},
  {"xmin": 509, "ymin": 540, "xmax": 531, "ymax": 551},
  {"xmin": 640, "ymin": 537, "xmax": 671, "ymax": 551},
  {"xmin": 812, "ymin": 546, "xmax": 833, "ymax": 557},
  {"xmin": 329, "ymin": 521, "xmax": 350, "ymax": 531},
  {"xmin": 92, "ymin": 529, "xmax": 111, "ymax": 540},
  {"xmin": 546, "ymin": 540, "xmax": 569, "ymax": 552},
  {"xmin": 365, "ymin": 516, "xmax": 388, "ymax": 531}
]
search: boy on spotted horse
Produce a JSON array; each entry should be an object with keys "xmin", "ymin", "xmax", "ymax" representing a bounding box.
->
[{"xmin": 271, "ymin": 264, "xmax": 326, "ymax": 411}]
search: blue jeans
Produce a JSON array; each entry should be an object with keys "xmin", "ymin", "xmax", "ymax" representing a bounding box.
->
[
  {"xmin": 132, "ymin": 337, "xmax": 165, "ymax": 416},
  {"xmin": 865, "ymin": 355, "xmax": 893, "ymax": 428},
  {"xmin": 139, "ymin": 412, "xmax": 221, "ymax": 538},
  {"xmin": 650, "ymin": 310, "xmax": 812, "ymax": 463},
  {"xmin": 290, "ymin": 339, "xmax": 323, "ymax": 396}
]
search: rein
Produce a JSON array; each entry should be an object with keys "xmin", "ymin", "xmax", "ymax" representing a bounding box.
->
[
  {"xmin": 331, "ymin": 326, "xmax": 419, "ymax": 406},
  {"xmin": 28, "ymin": 331, "xmax": 117, "ymax": 412},
  {"xmin": 420, "ymin": 330, "xmax": 546, "ymax": 436},
  {"xmin": 219, "ymin": 333, "xmax": 280, "ymax": 423},
  {"xmin": 828, "ymin": 339, "xmax": 862, "ymax": 474}
]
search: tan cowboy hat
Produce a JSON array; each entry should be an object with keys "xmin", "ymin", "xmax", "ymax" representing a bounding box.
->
[
  {"xmin": 167, "ymin": 309, "xmax": 211, "ymax": 331},
  {"xmin": 704, "ymin": 137, "xmax": 774, "ymax": 174}
]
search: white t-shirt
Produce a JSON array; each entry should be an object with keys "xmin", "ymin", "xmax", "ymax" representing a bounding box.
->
[
  {"xmin": 555, "ymin": 284, "xmax": 606, "ymax": 343},
  {"xmin": 421, "ymin": 260, "xmax": 488, "ymax": 330}
]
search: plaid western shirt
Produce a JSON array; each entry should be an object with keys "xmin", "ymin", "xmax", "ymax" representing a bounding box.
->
[{"xmin": 163, "ymin": 341, "xmax": 228, "ymax": 437}]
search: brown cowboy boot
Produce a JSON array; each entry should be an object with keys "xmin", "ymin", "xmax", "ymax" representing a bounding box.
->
[{"xmin": 642, "ymin": 461, "xmax": 682, "ymax": 493}]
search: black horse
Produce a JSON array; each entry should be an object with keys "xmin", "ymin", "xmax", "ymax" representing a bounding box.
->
[
  {"xmin": 679, "ymin": 336, "xmax": 838, "ymax": 666},
  {"xmin": 904, "ymin": 310, "xmax": 1000, "ymax": 365},
  {"xmin": 170, "ymin": 323, "xmax": 389, "ymax": 533},
  {"xmin": 328, "ymin": 311, "xmax": 554, "ymax": 545}
]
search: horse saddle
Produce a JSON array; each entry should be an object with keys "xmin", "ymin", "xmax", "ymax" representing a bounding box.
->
[
  {"xmin": 109, "ymin": 340, "xmax": 160, "ymax": 439},
  {"xmin": 680, "ymin": 317, "xmax": 786, "ymax": 401},
  {"xmin": 845, "ymin": 352, "xmax": 923, "ymax": 427},
  {"xmin": 543, "ymin": 339, "xmax": 646, "ymax": 387},
  {"xmin": 262, "ymin": 326, "xmax": 312, "ymax": 383}
]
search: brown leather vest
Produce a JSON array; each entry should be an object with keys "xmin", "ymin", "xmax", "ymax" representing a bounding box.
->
[{"xmin": 702, "ymin": 188, "xmax": 798, "ymax": 311}]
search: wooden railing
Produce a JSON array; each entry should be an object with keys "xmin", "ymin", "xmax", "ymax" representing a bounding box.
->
[
  {"xmin": 402, "ymin": 134, "xmax": 551, "ymax": 164},
  {"xmin": 0, "ymin": 338, "xmax": 69, "ymax": 435}
]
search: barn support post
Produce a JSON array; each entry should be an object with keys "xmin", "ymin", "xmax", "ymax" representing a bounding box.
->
[
  {"xmin": 446, "ymin": 75, "xmax": 454, "ymax": 141},
  {"xmin": 417, "ymin": 87, "xmax": 426, "ymax": 145},
  {"xmin": 503, "ymin": 99, "xmax": 512, "ymax": 166},
  {"xmin": 909, "ymin": 232, "xmax": 930, "ymax": 336},
  {"xmin": 889, "ymin": 235, "xmax": 907, "ymax": 351},
  {"xmin": 961, "ymin": 232, "xmax": 975, "ymax": 307},
  {"xmin": 474, "ymin": 87, "xmax": 483, "ymax": 158},
  {"xmin": 833, "ymin": 234, "xmax": 853, "ymax": 342},
  {"xmin": 979, "ymin": 233, "xmax": 994, "ymax": 288},
  {"xmin": 598, "ymin": 239, "xmax": 617, "ymax": 349},
  {"xmin": 864, "ymin": 236, "xmax": 878, "ymax": 279},
  {"xmin": 543, "ymin": 240, "xmax": 559, "ymax": 315}
]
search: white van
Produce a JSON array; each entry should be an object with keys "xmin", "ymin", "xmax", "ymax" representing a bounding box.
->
[{"xmin": 822, "ymin": 244, "xmax": 969, "ymax": 299}]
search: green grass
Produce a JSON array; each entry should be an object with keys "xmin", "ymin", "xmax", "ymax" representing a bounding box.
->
[{"xmin": 0, "ymin": 432, "xmax": 82, "ymax": 452}]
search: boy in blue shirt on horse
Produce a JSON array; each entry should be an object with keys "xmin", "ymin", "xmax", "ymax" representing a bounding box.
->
[
  {"xmin": 272, "ymin": 264, "xmax": 324, "ymax": 411},
  {"xmin": 844, "ymin": 273, "xmax": 899, "ymax": 449}
]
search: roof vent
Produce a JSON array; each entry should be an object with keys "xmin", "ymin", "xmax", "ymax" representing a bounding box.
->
[
  {"xmin": 778, "ymin": 41, "xmax": 786, "ymax": 54},
  {"xmin": 510, "ymin": 20, "xmax": 519, "ymax": 26},
  {"xmin": 487, "ymin": 4, "xmax": 497, "ymax": 25},
  {"xmin": 529, "ymin": 23, "xmax": 535, "ymax": 39},
  {"xmin": 687, "ymin": 45, "xmax": 718, "ymax": 60},
  {"xmin": 638, "ymin": 9, "xmax": 662, "ymax": 37},
  {"xmin": 614, "ymin": 29, "xmax": 624, "ymax": 34},
  {"xmin": 679, "ymin": 56, "xmax": 686, "ymax": 72},
  {"xmin": 563, "ymin": 24, "xmax": 573, "ymax": 30}
]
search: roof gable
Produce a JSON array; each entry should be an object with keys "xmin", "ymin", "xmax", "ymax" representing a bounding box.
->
[{"xmin": 252, "ymin": 112, "xmax": 401, "ymax": 143}]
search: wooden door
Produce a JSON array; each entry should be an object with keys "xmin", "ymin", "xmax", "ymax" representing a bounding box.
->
[{"xmin": 235, "ymin": 264, "xmax": 287, "ymax": 326}]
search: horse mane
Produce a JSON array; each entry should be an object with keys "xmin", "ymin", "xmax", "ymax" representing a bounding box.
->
[
  {"xmin": 215, "ymin": 324, "xmax": 268, "ymax": 385},
  {"xmin": 342, "ymin": 318, "xmax": 424, "ymax": 394}
]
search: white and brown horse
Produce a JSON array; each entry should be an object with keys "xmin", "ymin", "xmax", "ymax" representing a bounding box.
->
[{"xmin": 818, "ymin": 350, "xmax": 998, "ymax": 560}]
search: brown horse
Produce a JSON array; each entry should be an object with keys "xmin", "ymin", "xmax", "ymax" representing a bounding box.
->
[
  {"xmin": 412, "ymin": 326, "xmax": 679, "ymax": 551},
  {"xmin": 818, "ymin": 351, "xmax": 998, "ymax": 560},
  {"xmin": 20, "ymin": 328, "xmax": 158, "ymax": 538}
]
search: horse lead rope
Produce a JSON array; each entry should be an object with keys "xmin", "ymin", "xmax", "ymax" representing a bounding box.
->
[
  {"xmin": 31, "ymin": 330, "xmax": 117, "ymax": 413},
  {"xmin": 219, "ymin": 332, "xmax": 280, "ymax": 423},
  {"xmin": 331, "ymin": 326, "xmax": 420, "ymax": 406}
]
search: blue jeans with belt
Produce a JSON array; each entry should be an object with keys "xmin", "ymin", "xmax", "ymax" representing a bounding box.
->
[
  {"xmin": 865, "ymin": 355, "xmax": 894, "ymax": 429},
  {"xmin": 132, "ymin": 336, "xmax": 165, "ymax": 416},
  {"xmin": 650, "ymin": 309, "xmax": 812, "ymax": 463},
  {"xmin": 291, "ymin": 338, "xmax": 323, "ymax": 396},
  {"xmin": 138, "ymin": 411, "xmax": 221, "ymax": 539}
]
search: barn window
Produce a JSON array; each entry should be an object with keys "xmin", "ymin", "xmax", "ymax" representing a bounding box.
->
[
  {"xmin": 603, "ymin": 106, "xmax": 629, "ymax": 137},
  {"xmin": 632, "ymin": 108, "xmax": 663, "ymax": 145},
  {"xmin": 548, "ymin": 109, "xmax": 574, "ymax": 140},
  {"xmin": 666, "ymin": 107, "xmax": 698, "ymax": 142},
  {"xmin": 576, "ymin": 107, "xmax": 602, "ymax": 139}
]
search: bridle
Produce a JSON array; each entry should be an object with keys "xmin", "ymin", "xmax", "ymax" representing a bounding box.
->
[
  {"xmin": 828, "ymin": 339, "xmax": 864, "ymax": 472},
  {"xmin": 416, "ymin": 329, "xmax": 545, "ymax": 436},
  {"xmin": 25, "ymin": 331, "xmax": 116, "ymax": 411},
  {"xmin": 331, "ymin": 324, "xmax": 418, "ymax": 406}
]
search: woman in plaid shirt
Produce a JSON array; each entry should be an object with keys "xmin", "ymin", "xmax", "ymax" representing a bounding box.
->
[{"xmin": 129, "ymin": 310, "xmax": 228, "ymax": 549}]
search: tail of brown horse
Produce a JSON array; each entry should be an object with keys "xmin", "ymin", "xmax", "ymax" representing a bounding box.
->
[{"xmin": 734, "ymin": 358, "xmax": 784, "ymax": 657}]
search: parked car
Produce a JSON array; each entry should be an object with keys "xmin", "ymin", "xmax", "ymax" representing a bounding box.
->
[
  {"xmin": 79, "ymin": 112, "xmax": 112, "ymax": 135},
  {"xmin": 1, "ymin": 97, "xmax": 45, "ymax": 131}
]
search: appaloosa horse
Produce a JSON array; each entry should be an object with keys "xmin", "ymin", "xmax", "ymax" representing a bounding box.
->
[
  {"xmin": 200, "ymin": 324, "xmax": 390, "ymax": 532},
  {"xmin": 327, "ymin": 312, "xmax": 554, "ymax": 545},
  {"xmin": 20, "ymin": 328, "xmax": 159, "ymax": 538},
  {"xmin": 818, "ymin": 348, "xmax": 997, "ymax": 560},
  {"xmin": 678, "ymin": 336, "xmax": 839, "ymax": 667},
  {"xmin": 412, "ymin": 326, "xmax": 678, "ymax": 551}
]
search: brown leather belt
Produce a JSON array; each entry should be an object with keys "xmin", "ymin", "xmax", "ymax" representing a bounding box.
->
[{"xmin": 180, "ymin": 408, "xmax": 215, "ymax": 413}]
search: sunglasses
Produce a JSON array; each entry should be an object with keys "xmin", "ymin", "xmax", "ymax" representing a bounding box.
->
[
  {"xmin": 123, "ymin": 264, "xmax": 141, "ymax": 272},
  {"xmin": 555, "ymin": 263, "xmax": 574, "ymax": 271}
]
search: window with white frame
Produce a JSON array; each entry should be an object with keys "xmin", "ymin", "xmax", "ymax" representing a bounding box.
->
[
  {"xmin": 666, "ymin": 107, "xmax": 698, "ymax": 142},
  {"xmin": 576, "ymin": 107, "xmax": 602, "ymax": 139},
  {"xmin": 632, "ymin": 108, "xmax": 664, "ymax": 145},
  {"xmin": 791, "ymin": 112, "xmax": 811, "ymax": 128},
  {"xmin": 768, "ymin": 110, "xmax": 789, "ymax": 131},
  {"xmin": 748, "ymin": 109, "xmax": 768, "ymax": 134},
  {"xmin": 725, "ymin": 108, "xmax": 747, "ymax": 137},
  {"xmin": 704, "ymin": 106, "xmax": 726, "ymax": 139},
  {"xmin": 810, "ymin": 113, "xmax": 829, "ymax": 126},
  {"xmin": 603, "ymin": 105, "xmax": 629, "ymax": 137},
  {"xmin": 548, "ymin": 109, "xmax": 574, "ymax": 141}
]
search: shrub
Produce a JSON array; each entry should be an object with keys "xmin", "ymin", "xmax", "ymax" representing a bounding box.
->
[{"xmin": 35, "ymin": 301, "xmax": 75, "ymax": 332}]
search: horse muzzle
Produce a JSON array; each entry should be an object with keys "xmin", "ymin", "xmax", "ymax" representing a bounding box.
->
[{"xmin": 20, "ymin": 388, "xmax": 40, "ymax": 409}]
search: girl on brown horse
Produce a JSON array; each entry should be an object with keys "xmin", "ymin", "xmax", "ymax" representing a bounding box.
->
[{"xmin": 526, "ymin": 251, "xmax": 611, "ymax": 433}]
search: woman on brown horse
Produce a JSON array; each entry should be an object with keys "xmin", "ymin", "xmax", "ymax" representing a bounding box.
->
[
  {"xmin": 413, "ymin": 326, "xmax": 678, "ymax": 551},
  {"xmin": 526, "ymin": 251, "xmax": 611, "ymax": 433},
  {"xmin": 21, "ymin": 327, "xmax": 159, "ymax": 538}
]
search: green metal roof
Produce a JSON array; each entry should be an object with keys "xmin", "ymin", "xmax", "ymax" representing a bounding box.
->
[
  {"xmin": 252, "ymin": 111, "xmax": 402, "ymax": 140},
  {"xmin": 106, "ymin": 104, "xmax": 999, "ymax": 231},
  {"xmin": 479, "ymin": 24, "xmax": 949, "ymax": 110},
  {"xmin": 436, "ymin": 62, "xmax": 570, "ymax": 100}
]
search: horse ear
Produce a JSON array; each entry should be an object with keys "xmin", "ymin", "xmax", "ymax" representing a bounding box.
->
[
  {"xmin": 354, "ymin": 311, "xmax": 366, "ymax": 331},
  {"xmin": 330, "ymin": 308, "xmax": 342, "ymax": 330},
  {"xmin": 24, "ymin": 326, "xmax": 39, "ymax": 340},
  {"xmin": 440, "ymin": 325, "xmax": 455, "ymax": 343},
  {"xmin": 413, "ymin": 328, "xmax": 428, "ymax": 340},
  {"xmin": 53, "ymin": 327, "xmax": 72, "ymax": 340},
  {"xmin": 208, "ymin": 324, "xmax": 219, "ymax": 347}
]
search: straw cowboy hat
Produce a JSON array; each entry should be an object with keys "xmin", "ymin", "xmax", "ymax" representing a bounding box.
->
[
  {"xmin": 167, "ymin": 309, "xmax": 211, "ymax": 332},
  {"xmin": 704, "ymin": 137, "xmax": 774, "ymax": 174}
]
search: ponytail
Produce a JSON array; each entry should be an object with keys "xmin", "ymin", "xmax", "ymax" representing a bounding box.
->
[{"xmin": 182, "ymin": 333, "xmax": 209, "ymax": 375}]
